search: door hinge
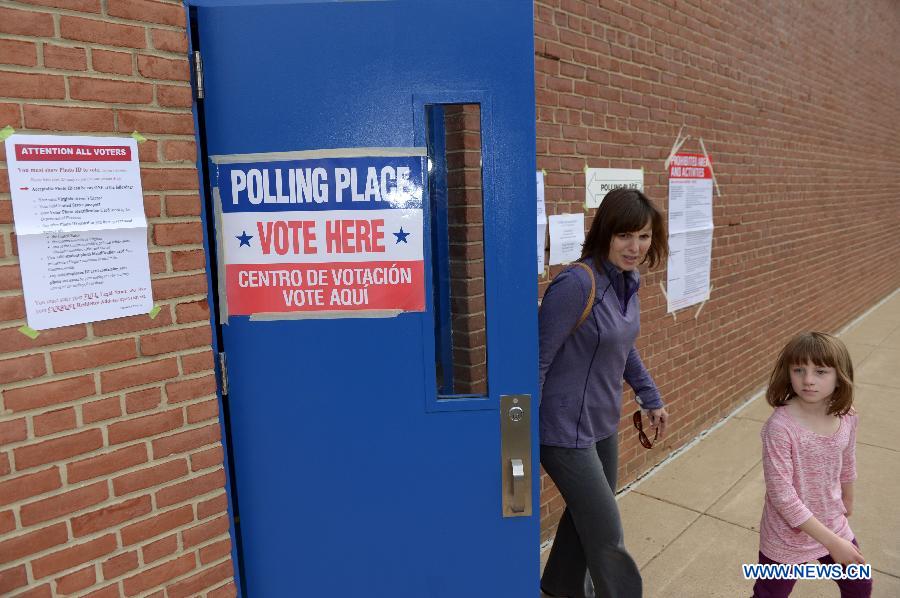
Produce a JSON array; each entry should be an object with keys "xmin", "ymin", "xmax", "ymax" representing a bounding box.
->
[
  {"xmin": 218, "ymin": 351, "xmax": 228, "ymax": 395},
  {"xmin": 193, "ymin": 50, "xmax": 204, "ymax": 100}
]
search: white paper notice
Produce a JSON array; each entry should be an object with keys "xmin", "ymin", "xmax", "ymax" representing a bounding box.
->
[
  {"xmin": 536, "ymin": 171, "xmax": 546, "ymax": 223},
  {"xmin": 537, "ymin": 222, "xmax": 546, "ymax": 274},
  {"xmin": 585, "ymin": 168, "xmax": 643, "ymax": 208},
  {"xmin": 5, "ymin": 134, "xmax": 153, "ymax": 329},
  {"xmin": 548, "ymin": 213, "xmax": 584, "ymax": 265},
  {"xmin": 666, "ymin": 153, "xmax": 713, "ymax": 312}
]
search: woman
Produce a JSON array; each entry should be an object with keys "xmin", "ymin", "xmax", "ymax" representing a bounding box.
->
[{"xmin": 539, "ymin": 188, "xmax": 669, "ymax": 598}]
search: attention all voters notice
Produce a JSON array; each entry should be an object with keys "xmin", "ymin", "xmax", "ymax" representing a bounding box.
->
[
  {"xmin": 5, "ymin": 134, "xmax": 153, "ymax": 330},
  {"xmin": 213, "ymin": 152, "xmax": 426, "ymax": 316}
]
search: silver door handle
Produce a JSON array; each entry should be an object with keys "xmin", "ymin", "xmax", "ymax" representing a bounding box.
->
[{"xmin": 510, "ymin": 458, "xmax": 525, "ymax": 513}]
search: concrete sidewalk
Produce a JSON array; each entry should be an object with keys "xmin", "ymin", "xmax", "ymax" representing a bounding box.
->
[{"xmin": 542, "ymin": 290, "xmax": 900, "ymax": 597}]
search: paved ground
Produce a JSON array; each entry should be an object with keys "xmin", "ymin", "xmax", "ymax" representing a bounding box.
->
[{"xmin": 541, "ymin": 289, "xmax": 900, "ymax": 597}]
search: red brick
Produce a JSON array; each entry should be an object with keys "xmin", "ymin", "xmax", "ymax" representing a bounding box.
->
[
  {"xmin": 32, "ymin": 533, "xmax": 117, "ymax": 579},
  {"xmin": 67, "ymin": 444, "xmax": 147, "ymax": 483},
  {"xmin": 60, "ymin": 16, "xmax": 146, "ymax": 48},
  {"xmin": 0, "ymin": 523, "xmax": 67, "ymax": 565},
  {"xmin": 168, "ymin": 560, "xmax": 232, "ymax": 598},
  {"xmin": 14, "ymin": 429, "xmax": 103, "ymax": 470},
  {"xmin": 0, "ymin": 324, "xmax": 87, "ymax": 355},
  {"xmin": 0, "ymin": 104, "xmax": 21, "ymax": 129},
  {"xmin": 125, "ymin": 387, "xmax": 162, "ymax": 413},
  {"xmin": 0, "ymin": 564, "xmax": 27, "ymax": 595},
  {"xmin": 119, "ymin": 110, "xmax": 194, "ymax": 135},
  {"xmin": 0, "ymin": 264, "xmax": 21, "ymax": 290},
  {"xmin": 190, "ymin": 444, "xmax": 223, "ymax": 472},
  {"xmin": 70, "ymin": 77, "xmax": 153, "ymax": 104},
  {"xmin": 102, "ymin": 550, "xmax": 138, "ymax": 580},
  {"xmin": 165, "ymin": 374, "xmax": 217, "ymax": 404},
  {"xmin": 0, "ymin": 510, "xmax": 15, "ymax": 534},
  {"xmin": 120, "ymin": 504, "xmax": 193, "ymax": 546},
  {"xmin": 83, "ymin": 584, "xmax": 120, "ymax": 598},
  {"xmin": 92, "ymin": 48, "xmax": 133, "ymax": 75},
  {"xmin": 100, "ymin": 357, "xmax": 179, "ymax": 394},
  {"xmin": 181, "ymin": 349, "xmax": 213, "ymax": 374},
  {"xmin": 20, "ymin": 0, "xmax": 101, "ymax": 11},
  {"xmin": 197, "ymin": 493, "xmax": 228, "ymax": 521},
  {"xmin": 152, "ymin": 274, "xmax": 207, "ymax": 300},
  {"xmin": 175, "ymin": 300, "xmax": 210, "ymax": 324},
  {"xmin": 165, "ymin": 193, "xmax": 200, "ymax": 215},
  {"xmin": 24, "ymin": 104, "xmax": 115, "ymax": 132},
  {"xmin": 156, "ymin": 469, "xmax": 224, "ymax": 508},
  {"xmin": 92, "ymin": 308, "xmax": 172, "ymax": 336},
  {"xmin": 151, "ymin": 29, "xmax": 188, "ymax": 53},
  {"xmin": 55, "ymin": 564, "xmax": 96, "ymax": 594},
  {"xmin": 182, "ymin": 513, "xmax": 229, "ymax": 549},
  {"xmin": 14, "ymin": 583, "xmax": 52, "ymax": 597},
  {"xmin": 152, "ymin": 423, "xmax": 219, "ymax": 459},
  {"xmin": 172, "ymin": 249, "xmax": 206, "ymax": 272},
  {"xmin": 199, "ymin": 538, "xmax": 232, "ymax": 565},
  {"xmin": 157, "ymin": 84, "xmax": 192, "ymax": 108},
  {"xmin": 51, "ymin": 339, "xmax": 137, "ymax": 373},
  {"xmin": 141, "ymin": 326, "xmax": 210, "ymax": 356},
  {"xmin": 113, "ymin": 458, "xmax": 188, "ymax": 496},
  {"xmin": 142, "ymin": 533, "xmax": 177, "ymax": 564},
  {"xmin": 187, "ymin": 399, "xmax": 219, "ymax": 425},
  {"xmin": 144, "ymin": 194, "xmax": 162, "ymax": 218},
  {"xmin": 208, "ymin": 582, "xmax": 237, "ymax": 598},
  {"xmin": 152, "ymin": 220, "xmax": 202, "ymax": 246},
  {"xmin": 33, "ymin": 407, "xmax": 77, "ymax": 437},
  {"xmin": 0, "ymin": 40, "xmax": 37, "ymax": 67},
  {"xmin": 109, "ymin": 0, "xmax": 185, "ymax": 26},
  {"xmin": 108, "ymin": 408, "xmax": 183, "ymax": 444},
  {"xmin": 0, "ymin": 70, "xmax": 65, "ymax": 99},
  {"xmin": 138, "ymin": 139, "xmax": 159, "ymax": 163},
  {"xmin": 43, "ymin": 44, "xmax": 87, "ymax": 70},
  {"xmin": 82, "ymin": 396, "xmax": 122, "ymax": 424},
  {"xmin": 137, "ymin": 54, "xmax": 189, "ymax": 81},
  {"xmin": 3, "ymin": 373, "xmax": 95, "ymax": 412},
  {"xmin": 0, "ymin": 467, "xmax": 60, "ymax": 506},
  {"xmin": 0, "ymin": 295, "xmax": 25, "ymax": 321},
  {"xmin": 0, "ymin": 7, "xmax": 54, "ymax": 36},
  {"xmin": 20, "ymin": 481, "xmax": 107, "ymax": 526},
  {"xmin": 0, "ymin": 417, "xmax": 27, "ymax": 445},
  {"xmin": 0, "ymin": 354, "xmax": 44, "ymax": 385},
  {"xmin": 71, "ymin": 495, "xmax": 152, "ymax": 537},
  {"xmin": 122, "ymin": 553, "xmax": 194, "ymax": 596}
]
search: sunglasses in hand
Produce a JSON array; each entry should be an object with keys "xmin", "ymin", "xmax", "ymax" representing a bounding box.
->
[{"xmin": 632, "ymin": 410, "xmax": 659, "ymax": 449}]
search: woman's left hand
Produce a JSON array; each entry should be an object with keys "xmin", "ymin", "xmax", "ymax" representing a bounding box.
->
[{"xmin": 646, "ymin": 407, "xmax": 668, "ymax": 440}]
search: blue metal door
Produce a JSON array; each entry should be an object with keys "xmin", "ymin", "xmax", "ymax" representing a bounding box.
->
[{"xmin": 189, "ymin": 1, "xmax": 537, "ymax": 596}]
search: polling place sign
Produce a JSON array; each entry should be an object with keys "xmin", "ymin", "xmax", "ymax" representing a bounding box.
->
[{"xmin": 211, "ymin": 149, "xmax": 426, "ymax": 317}]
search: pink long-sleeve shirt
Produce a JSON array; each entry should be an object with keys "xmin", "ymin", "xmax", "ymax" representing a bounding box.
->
[{"xmin": 759, "ymin": 407, "xmax": 858, "ymax": 563}]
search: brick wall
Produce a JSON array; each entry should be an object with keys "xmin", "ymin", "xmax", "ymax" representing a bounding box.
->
[
  {"xmin": 535, "ymin": 0, "xmax": 900, "ymax": 540},
  {"xmin": 0, "ymin": 1, "xmax": 235, "ymax": 596}
]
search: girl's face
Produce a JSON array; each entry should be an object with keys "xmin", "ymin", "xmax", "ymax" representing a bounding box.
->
[
  {"xmin": 790, "ymin": 361, "xmax": 838, "ymax": 406},
  {"xmin": 608, "ymin": 222, "xmax": 652, "ymax": 271}
]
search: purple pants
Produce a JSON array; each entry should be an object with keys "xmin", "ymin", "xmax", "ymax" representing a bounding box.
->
[{"xmin": 751, "ymin": 540, "xmax": 873, "ymax": 598}]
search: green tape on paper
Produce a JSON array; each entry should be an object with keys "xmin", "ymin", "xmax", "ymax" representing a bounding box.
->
[
  {"xmin": 18, "ymin": 325, "xmax": 40, "ymax": 339},
  {"xmin": 148, "ymin": 305, "xmax": 161, "ymax": 319},
  {"xmin": 0, "ymin": 125, "xmax": 15, "ymax": 141},
  {"xmin": 131, "ymin": 130, "xmax": 147, "ymax": 144}
]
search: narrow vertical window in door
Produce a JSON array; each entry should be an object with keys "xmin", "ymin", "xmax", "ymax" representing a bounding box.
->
[{"xmin": 427, "ymin": 104, "xmax": 487, "ymax": 398}]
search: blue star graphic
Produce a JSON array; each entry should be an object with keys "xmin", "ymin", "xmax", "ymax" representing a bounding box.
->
[
  {"xmin": 393, "ymin": 227, "xmax": 410, "ymax": 244},
  {"xmin": 236, "ymin": 230, "xmax": 253, "ymax": 247}
]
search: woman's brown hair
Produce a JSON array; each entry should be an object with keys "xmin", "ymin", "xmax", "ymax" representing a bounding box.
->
[
  {"xmin": 581, "ymin": 188, "xmax": 668, "ymax": 268},
  {"xmin": 765, "ymin": 332, "xmax": 855, "ymax": 416}
]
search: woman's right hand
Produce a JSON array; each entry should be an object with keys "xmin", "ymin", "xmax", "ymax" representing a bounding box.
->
[{"xmin": 826, "ymin": 537, "xmax": 866, "ymax": 566}]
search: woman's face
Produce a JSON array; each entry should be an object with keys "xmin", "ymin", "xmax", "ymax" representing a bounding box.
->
[{"xmin": 608, "ymin": 222, "xmax": 652, "ymax": 271}]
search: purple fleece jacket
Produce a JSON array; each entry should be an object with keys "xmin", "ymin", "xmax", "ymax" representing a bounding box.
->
[{"xmin": 538, "ymin": 258, "xmax": 663, "ymax": 448}]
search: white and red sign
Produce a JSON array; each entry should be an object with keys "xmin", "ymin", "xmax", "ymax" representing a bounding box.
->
[
  {"xmin": 213, "ymin": 152, "xmax": 426, "ymax": 316},
  {"xmin": 4, "ymin": 134, "xmax": 153, "ymax": 330}
]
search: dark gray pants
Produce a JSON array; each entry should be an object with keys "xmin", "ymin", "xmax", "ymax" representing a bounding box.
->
[{"xmin": 540, "ymin": 436, "xmax": 642, "ymax": 598}]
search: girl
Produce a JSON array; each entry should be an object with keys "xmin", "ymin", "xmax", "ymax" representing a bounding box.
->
[
  {"xmin": 539, "ymin": 188, "xmax": 669, "ymax": 598},
  {"xmin": 753, "ymin": 331, "xmax": 872, "ymax": 597}
]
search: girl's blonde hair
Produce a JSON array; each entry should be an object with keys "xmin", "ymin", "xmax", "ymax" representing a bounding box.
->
[{"xmin": 766, "ymin": 331, "xmax": 854, "ymax": 416}]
